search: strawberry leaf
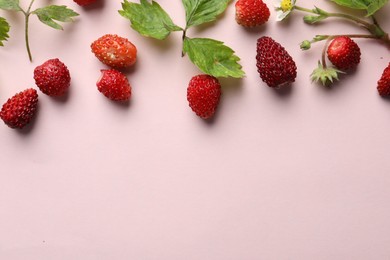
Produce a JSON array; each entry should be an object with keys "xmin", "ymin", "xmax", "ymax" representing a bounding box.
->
[
  {"xmin": 32, "ymin": 5, "xmax": 79, "ymax": 30},
  {"xmin": 119, "ymin": 0, "xmax": 183, "ymax": 40},
  {"xmin": 183, "ymin": 37, "xmax": 244, "ymax": 78},
  {"xmin": 0, "ymin": 0, "xmax": 21, "ymax": 11},
  {"xmin": 366, "ymin": 0, "xmax": 389, "ymax": 16},
  {"xmin": 330, "ymin": 0, "xmax": 389, "ymax": 16},
  {"xmin": 0, "ymin": 16, "xmax": 10, "ymax": 46},
  {"xmin": 182, "ymin": 0, "xmax": 231, "ymax": 29}
]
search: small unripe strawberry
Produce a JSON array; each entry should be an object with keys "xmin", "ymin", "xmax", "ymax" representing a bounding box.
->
[
  {"xmin": 377, "ymin": 63, "xmax": 390, "ymax": 96},
  {"xmin": 34, "ymin": 58, "xmax": 71, "ymax": 97},
  {"xmin": 256, "ymin": 36, "xmax": 297, "ymax": 88},
  {"xmin": 235, "ymin": 0, "xmax": 270, "ymax": 27},
  {"xmin": 91, "ymin": 34, "xmax": 137, "ymax": 69},
  {"xmin": 0, "ymin": 88, "xmax": 38, "ymax": 129},
  {"xmin": 327, "ymin": 36, "xmax": 361, "ymax": 71},
  {"xmin": 187, "ymin": 75, "xmax": 221, "ymax": 119},
  {"xmin": 97, "ymin": 69, "xmax": 131, "ymax": 101}
]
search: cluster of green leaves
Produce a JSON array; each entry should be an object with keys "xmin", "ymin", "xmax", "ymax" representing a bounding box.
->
[
  {"xmin": 119, "ymin": 0, "xmax": 244, "ymax": 78},
  {"xmin": 330, "ymin": 0, "xmax": 388, "ymax": 16},
  {"xmin": 0, "ymin": 0, "xmax": 78, "ymax": 60}
]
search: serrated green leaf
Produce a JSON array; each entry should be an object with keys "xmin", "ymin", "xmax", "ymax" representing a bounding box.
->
[
  {"xmin": 0, "ymin": 17, "xmax": 10, "ymax": 46},
  {"xmin": 119, "ymin": 0, "xmax": 182, "ymax": 40},
  {"xmin": 182, "ymin": 0, "xmax": 230, "ymax": 28},
  {"xmin": 183, "ymin": 37, "xmax": 244, "ymax": 78},
  {"xmin": 0, "ymin": 0, "xmax": 21, "ymax": 11},
  {"xmin": 330, "ymin": 0, "xmax": 388, "ymax": 15},
  {"xmin": 32, "ymin": 5, "xmax": 79, "ymax": 30}
]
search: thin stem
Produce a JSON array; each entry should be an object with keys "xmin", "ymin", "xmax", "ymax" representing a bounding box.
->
[
  {"xmin": 294, "ymin": 5, "xmax": 372, "ymax": 29},
  {"xmin": 24, "ymin": 0, "xmax": 36, "ymax": 62},
  {"xmin": 293, "ymin": 6, "xmax": 314, "ymax": 13},
  {"xmin": 317, "ymin": 34, "xmax": 382, "ymax": 41},
  {"xmin": 181, "ymin": 29, "xmax": 187, "ymax": 57},
  {"xmin": 25, "ymin": 13, "xmax": 32, "ymax": 61},
  {"xmin": 321, "ymin": 39, "xmax": 332, "ymax": 69},
  {"xmin": 326, "ymin": 12, "xmax": 372, "ymax": 28},
  {"xmin": 312, "ymin": 33, "xmax": 390, "ymax": 49}
]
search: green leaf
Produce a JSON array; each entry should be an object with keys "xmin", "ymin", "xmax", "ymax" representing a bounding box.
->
[
  {"xmin": 182, "ymin": 0, "xmax": 230, "ymax": 28},
  {"xmin": 330, "ymin": 0, "xmax": 389, "ymax": 15},
  {"xmin": 0, "ymin": 16, "xmax": 10, "ymax": 46},
  {"xmin": 366, "ymin": 0, "xmax": 389, "ymax": 16},
  {"xmin": 32, "ymin": 5, "xmax": 79, "ymax": 30},
  {"xmin": 119, "ymin": 0, "xmax": 182, "ymax": 40},
  {"xmin": 0, "ymin": 0, "xmax": 21, "ymax": 11},
  {"xmin": 183, "ymin": 37, "xmax": 244, "ymax": 78},
  {"xmin": 330, "ymin": 0, "xmax": 369, "ymax": 9}
]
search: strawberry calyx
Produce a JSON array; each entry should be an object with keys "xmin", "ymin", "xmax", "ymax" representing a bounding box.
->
[{"xmin": 310, "ymin": 61, "xmax": 344, "ymax": 86}]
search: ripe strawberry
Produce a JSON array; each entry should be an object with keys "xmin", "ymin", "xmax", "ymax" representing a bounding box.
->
[
  {"xmin": 327, "ymin": 36, "xmax": 361, "ymax": 71},
  {"xmin": 73, "ymin": 0, "xmax": 97, "ymax": 6},
  {"xmin": 0, "ymin": 88, "xmax": 38, "ymax": 129},
  {"xmin": 377, "ymin": 63, "xmax": 390, "ymax": 96},
  {"xmin": 256, "ymin": 36, "xmax": 297, "ymax": 88},
  {"xmin": 33, "ymin": 58, "xmax": 71, "ymax": 97},
  {"xmin": 187, "ymin": 75, "xmax": 221, "ymax": 119},
  {"xmin": 97, "ymin": 69, "xmax": 131, "ymax": 101},
  {"xmin": 235, "ymin": 0, "xmax": 270, "ymax": 27},
  {"xmin": 91, "ymin": 34, "xmax": 137, "ymax": 69}
]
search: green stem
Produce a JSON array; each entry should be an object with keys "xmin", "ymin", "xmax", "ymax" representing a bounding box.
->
[
  {"xmin": 321, "ymin": 39, "xmax": 331, "ymax": 69},
  {"xmin": 24, "ymin": 0, "xmax": 36, "ymax": 62},
  {"xmin": 313, "ymin": 34, "xmax": 390, "ymax": 48},
  {"xmin": 294, "ymin": 5, "xmax": 382, "ymax": 36},
  {"xmin": 25, "ymin": 13, "xmax": 32, "ymax": 62},
  {"xmin": 181, "ymin": 29, "xmax": 187, "ymax": 57}
]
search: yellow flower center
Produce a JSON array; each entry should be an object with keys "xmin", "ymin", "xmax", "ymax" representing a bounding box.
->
[{"xmin": 281, "ymin": 0, "xmax": 292, "ymax": 12}]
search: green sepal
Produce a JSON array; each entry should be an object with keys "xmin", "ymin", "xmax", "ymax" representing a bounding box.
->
[
  {"xmin": 182, "ymin": 0, "xmax": 230, "ymax": 29},
  {"xmin": 303, "ymin": 15, "xmax": 327, "ymax": 24},
  {"xmin": 0, "ymin": 16, "xmax": 10, "ymax": 46},
  {"xmin": 119, "ymin": 0, "xmax": 182, "ymax": 40},
  {"xmin": 32, "ymin": 5, "xmax": 79, "ymax": 30},
  {"xmin": 310, "ymin": 61, "xmax": 344, "ymax": 86},
  {"xmin": 183, "ymin": 37, "xmax": 244, "ymax": 78}
]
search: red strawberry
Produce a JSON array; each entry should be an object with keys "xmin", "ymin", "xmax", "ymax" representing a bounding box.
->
[
  {"xmin": 187, "ymin": 75, "xmax": 221, "ymax": 119},
  {"xmin": 377, "ymin": 62, "xmax": 390, "ymax": 96},
  {"xmin": 97, "ymin": 69, "xmax": 131, "ymax": 101},
  {"xmin": 91, "ymin": 34, "xmax": 137, "ymax": 69},
  {"xmin": 256, "ymin": 36, "xmax": 297, "ymax": 88},
  {"xmin": 235, "ymin": 0, "xmax": 270, "ymax": 27},
  {"xmin": 0, "ymin": 88, "xmax": 38, "ymax": 129},
  {"xmin": 327, "ymin": 36, "xmax": 361, "ymax": 71},
  {"xmin": 73, "ymin": 0, "xmax": 97, "ymax": 6},
  {"xmin": 34, "ymin": 58, "xmax": 71, "ymax": 97}
]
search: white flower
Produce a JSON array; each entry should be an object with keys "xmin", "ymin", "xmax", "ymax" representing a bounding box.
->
[{"xmin": 275, "ymin": 0, "xmax": 296, "ymax": 21}]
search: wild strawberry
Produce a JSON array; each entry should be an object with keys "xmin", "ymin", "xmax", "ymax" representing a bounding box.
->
[
  {"xmin": 235, "ymin": 0, "xmax": 270, "ymax": 27},
  {"xmin": 256, "ymin": 36, "xmax": 297, "ymax": 88},
  {"xmin": 96, "ymin": 69, "xmax": 131, "ymax": 101},
  {"xmin": 187, "ymin": 75, "xmax": 221, "ymax": 119},
  {"xmin": 73, "ymin": 0, "xmax": 97, "ymax": 6},
  {"xmin": 91, "ymin": 34, "xmax": 137, "ymax": 69},
  {"xmin": 377, "ymin": 63, "xmax": 390, "ymax": 96},
  {"xmin": 33, "ymin": 58, "xmax": 71, "ymax": 97},
  {"xmin": 0, "ymin": 88, "xmax": 38, "ymax": 129},
  {"xmin": 327, "ymin": 36, "xmax": 361, "ymax": 71}
]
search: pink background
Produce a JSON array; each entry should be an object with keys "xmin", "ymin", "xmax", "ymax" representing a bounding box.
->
[{"xmin": 1, "ymin": 0, "xmax": 390, "ymax": 259}]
